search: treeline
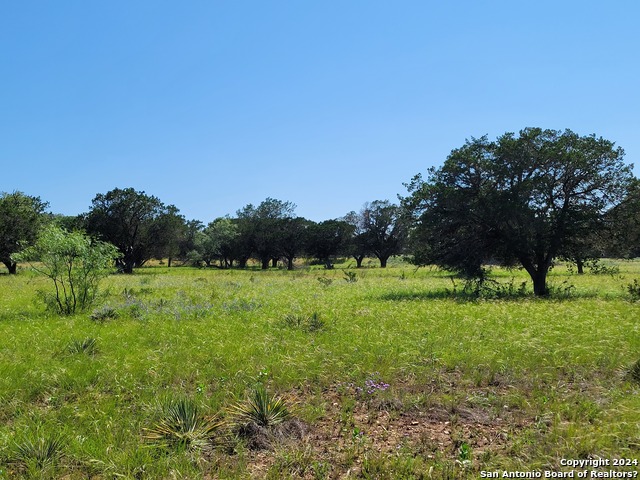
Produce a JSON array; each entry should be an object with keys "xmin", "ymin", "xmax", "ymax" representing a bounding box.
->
[
  {"xmin": 0, "ymin": 190, "xmax": 407, "ymax": 274},
  {"xmin": 2, "ymin": 127, "xmax": 640, "ymax": 296}
]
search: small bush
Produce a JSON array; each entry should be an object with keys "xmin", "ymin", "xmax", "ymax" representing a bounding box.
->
[
  {"xmin": 343, "ymin": 271, "xmax": 358, "ymax": 283},
  {"xmin": 627, "ymin": 279, "xmax": 640, "ymax": 301},
  {"xmin": 12, "ymin": 225, "xmax": 119, "ymax": 315},
  {"xmin": 448, "ymin": 277, "xmax": 529, "ymax": 299},
  {"xmin": 317, "ymin": 276, "xmax": 333, "ymax": 287},
  {"xmin": 588, "ymin": 259, "xmax": 620, "ymax": 276}
]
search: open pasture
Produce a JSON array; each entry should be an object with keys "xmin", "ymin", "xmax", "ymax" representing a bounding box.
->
[{"xmin": 0, "ymin": 261, "xmax": 638, "ymax": 479}]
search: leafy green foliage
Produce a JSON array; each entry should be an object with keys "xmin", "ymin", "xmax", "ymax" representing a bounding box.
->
[
  {"xmin": 0, "ymin": 191, "xmax": 48, "ymax": 274},
  {"xmin": 229, "ymin": 385, "xmax": 291, "ymax": 428},
  {"xmin": 144, "ymin": 397, "xmax": 221, "ymax": 452},
  {"xmin": 306, "ymin": 219, "xmax": 352, "ymax": 269},
  {"xmin": 13, "ymin": 225, "xmax": 119, "ymax": 314},
  {"xmin": 85, "ymin": 187, "xmax": 183, "ymax": 273},
  {"xmin": 360, "ymin": 200, "xmax": 407, "ymax": 268},
  {"xmin": 403, "ymin": 128, "xmax": 633, "ymax": 296},
  {"xmin": 236, "ymin": 198, "xmax": 298, "ymax": 269}
]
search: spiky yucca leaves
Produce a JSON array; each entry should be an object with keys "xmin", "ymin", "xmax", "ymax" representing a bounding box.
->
[
  {"xmin": 144, "ymin": 397, "xmax": 221, "ymax": 451},
  {"xmin": 229, "ymin": 384, "xmax": 291, "ymax": 428},
  {"xmin": 13, "ymin": 432, "xmax": 65, "ymax": 470},
  {"xmin": 66, "ymin": 337, "xmax": 98, "ymax": 356}
]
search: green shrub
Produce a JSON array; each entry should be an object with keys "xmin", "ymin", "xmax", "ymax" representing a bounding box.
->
[
  {"xmin": 627, "ymin": 279, "xmax": 640, "ymax": 301},
  {"xmin": 13, "ymin": 225, "xmax": 119, "ymax": 315}
]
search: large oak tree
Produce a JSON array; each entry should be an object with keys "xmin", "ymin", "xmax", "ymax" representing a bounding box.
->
[
  {"xmin": 403, "ymin": 128, "xmax": 633, "ymax": 296},
  {"xmin": 85, "ymin": 188, "xmax": 182, "ymax": 273}
]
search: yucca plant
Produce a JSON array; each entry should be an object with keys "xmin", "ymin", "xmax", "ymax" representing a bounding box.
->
[
  {"xmin": 144, "ymin": 397, "xmax": 221, "ymax": 451},
  {"xmin": 66, "ymin": 337, "xmax": 98, "ymax": 356},
  {"xmin": 13, "ymin": 432, "xmax": 65, "ymax": 470},
  {"xmin": 229, "ymin": 385, "xmax": 291, "ymax": 428}
]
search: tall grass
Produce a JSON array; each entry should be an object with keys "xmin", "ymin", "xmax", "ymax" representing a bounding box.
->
[{"xmin": 0, "ymin": 260, "xmax": 638, "ymax": 478}]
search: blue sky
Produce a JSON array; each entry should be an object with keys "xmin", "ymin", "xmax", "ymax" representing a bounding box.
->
[{"xmin": 2, "ymin": 1, "xmax": 639, "ymax": 223}]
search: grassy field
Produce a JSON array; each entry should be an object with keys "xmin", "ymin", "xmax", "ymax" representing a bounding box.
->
[{"xmin": 0, "ymin": 259, "xmax": 638, "ymax": 479}]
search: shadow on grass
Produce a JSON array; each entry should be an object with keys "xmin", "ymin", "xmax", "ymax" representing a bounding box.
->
[{"xmin": 377, "ymin": 284, "xmax": 604, "ymax": 303}]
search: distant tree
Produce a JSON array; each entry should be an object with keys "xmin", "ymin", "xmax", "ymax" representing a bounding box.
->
[
  {"xmin": 197, "ymin": 217, "xmax": 239, "ymax": 268},
  {"xmin": 0, "ymin": 191, "xmax": 49, "ymax": 274},
  {"xmin": 403, "ymin": 128, "xmax": 632, "ymax": 296},
  {"xmin": 306, "ymin": 220, "xmax": 353, "ymax": 269},
  {"xmin": 176, "ymin": 219, "xmax": 204, "ymax": 265},
  {"xmin": 605, "ymin": 178, "xmax": 640, "ymax": 258},
  {"xmin": 85, "ymin": 188, "xmax": 181, "ymax": 273},
  {"xmin": 13, "ymin": 225, "xmax": 119, "ymax": 314},
  {"xmin": 360, "ymin": 200, "xmax": 406, "ymax": 268},
  {"xmin": 342, "ymin": 211, "xmax": 370, "ymax": 268},
  {"xmin": 236, "ymin": 198, "xmax": 296, "ymax": 269},
  {"xmin": 279, "ymin": 217, "xmax": 312, "ymax": 270}
]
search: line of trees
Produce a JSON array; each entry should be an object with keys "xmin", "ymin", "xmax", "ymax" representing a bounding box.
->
[
  {"xmin": 0, "ymin": 190, "xmax": 408, "ymax": 275},
  {"xmin": 2, "ymin": 127, "xmax": 639, "ymax": 296}
]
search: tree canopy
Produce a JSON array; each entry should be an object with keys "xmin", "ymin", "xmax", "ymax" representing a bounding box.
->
[
  {"xmin": 403, "ymin": 128, "xmax": 633, "ymax": 296},
  {"xmin": 85, "ymin": 188, "xmax": 182, "ymax": 273},
  {"xmin": 0, "ymin": 191, "xmax": 49, "ymax": 274}
]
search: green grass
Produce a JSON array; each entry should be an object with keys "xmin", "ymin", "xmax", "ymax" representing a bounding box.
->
[{"xmin": 0, "ymin": 260, "xmax": 638, "ymax": 478}]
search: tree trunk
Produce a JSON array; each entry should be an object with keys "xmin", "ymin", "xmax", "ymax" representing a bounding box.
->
[
  {"xmin": 271, "ymin": 258, "xmax": 278, "ymax": 268},
  {"xmin": 531, "ymin": 270, "xmax": 549, "ymax": 296},
  {"xmin": 287, "ymin": 257, "xmax": 294, "ymax": 270},
  {"xmin": 354, "ymin": 255, "xmax": 364, "ymax": 268},
  {"xmin": 379, "ymin": 256, "xmax": 389, "ymax": 268},
  {"xmin": 168, "ymin": 257, "xmax": 172, "ymax": 268},
  {"xmin": 576, "ymin": 259, "xmax": 584, "ymax": 275},
  {"xmin": 2, "ymin": 260, "xmax": 17, "ymax": 274},
  {"xmin": 261, "ymin": 258, "xmax": 269, "ymax": 270}
]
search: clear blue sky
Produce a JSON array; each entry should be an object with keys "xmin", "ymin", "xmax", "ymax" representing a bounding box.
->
[{"xmin": 2, "ymin": 1, "xmax": 639, "ymax": 223}]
